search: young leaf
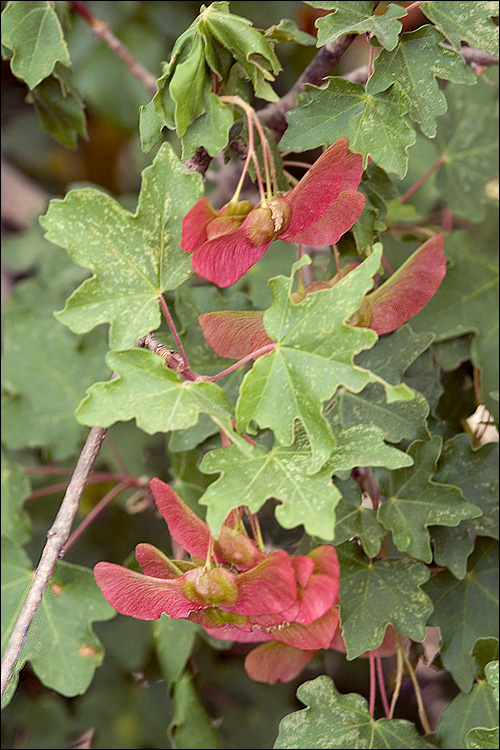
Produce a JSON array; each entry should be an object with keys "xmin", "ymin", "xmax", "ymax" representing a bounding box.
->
[
  {"xmin": 1, "ymin": 0, "xmax": 70, "ymax": 89},
  {"xmin": 180, "ymin": 92, "xmax": 234, "ymax": 159},
  {"xmin": 421, "ymin": 1, "xmax": 499, "ymax": 56},
  {"xmin": 39, "ymin": 143, "xmax": 204, "ymax": 351},
  {"xmin": 376, "ymin": 437, "xmax": 482, "ymax": 563},
  {"xmin": 424, "ymin": 538, "xmax": 499, "ymax": 693},
  {"xmin": 280, "ymin": 77, "xmax": 416, "ymax": 177},
  {"xmin": 76, "ymin": 348, "xmax": 238, "ymax": 441},
  {"xmin": 336, "ymin": 541, "xmax": 433, "ymax": 660},
  {"xmin": 1, "ymin": 539, "xmax": 115, "ymax": 709},
  {"xmin": 367, "ymin": 25, "xmax": 476, "ymax": 137},
  {"xmin": 199, "ymin": 431, "xmax": 342, "ymax": 538},
  {"xmin": 236, "ymin": 248, "xmax": 414, "ymax": 474},
  {"xmin": 275, "ymin": 675, "xmax": 433, "ymax": 749},
  {"xmin": 308, "ymin": 1, "xmax": 407, "ymax": 51}
]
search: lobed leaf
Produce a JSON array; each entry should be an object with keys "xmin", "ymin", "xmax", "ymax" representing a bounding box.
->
[
  {"xmin": 308, "ymin": 1, "xmax": 407, "ymax": 51},
  {"xmin": 1, "ymin": 0, "xmax": 70, "ymax": 89},
  {"xmin": 1, "ymin": 539, "xmax": 115, "ymax": 708},
  {"xmin": 40, "ymin": 143, "xmax": 204, "ymax": 351},
  {"xmin": 367, "ymin": 25, "xmax": 476, "ymax": 137},
  {"xmin": 236, "ymin": 248, "xmax": 414, "ymax": 473},
  {"xmin": 337, "ymin": 541, "xmax": 433, "ymax": 660},
  {"xmin": 424, "ymin": 538, "xmax": 499, "ymax": 693},
  {"xmin": 377, "ymin": 436, "xmax": 482, "ymax": 563},
  {"xmin": 275, "ymin": 675, "xmax": 434, "ymax": 748},
  {"xmin": 280, "ymin": 77, "xmax": 416, "ymax": 177},
  {"xmin": 421, "ymin": 1, "xmax": 499, "ymax": 56}
]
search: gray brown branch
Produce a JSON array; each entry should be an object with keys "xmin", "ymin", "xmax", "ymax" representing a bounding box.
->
[{"xmin": 1, "ymin": 426, "xmax": 107, "ymax": 699}]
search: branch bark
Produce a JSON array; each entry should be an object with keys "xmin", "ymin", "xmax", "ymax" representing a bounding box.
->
[
  {"xmin": 258, "ymin": 33, "xmax": 358, "ymax": 138},
  {"xmin": 1, "ymin": 426, "xmax": 107, "ymax": 699}
]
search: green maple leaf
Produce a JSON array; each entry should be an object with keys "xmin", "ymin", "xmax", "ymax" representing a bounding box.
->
[
  {"xmin": 1, "ymin": 538, "xmax": 115, "ymax": 709},
  {"xmin": 326, "ymin": 424, "xmax": 413, "ymax": 474},
  {"xmin": 437, "ymin": 680, "xmax": 498, "ymax": 749},
  {"xmin": 337, "ymin": 541, "xmax": 433, "ymax": 659},
  {"xmin": 377, "ymin": 437, "xmax": 481, "ymax": 563},
  {"xmin": 200, "ymin": 421, "xmax": 411, "ymax": 538},
  {"xmin": 433, "ymin": 68, "xmax": 499, "ymax": 223},
  {"xmin": 1, "ymin": 0, "xmax": 70, "ymax": 89},
  {"xmin": 1, "ymin": 315, "xmax": 109, "ymax": 461},
  {"xmin": 308, "ymin": 1, "xmax": 407, "ymax": 51},
  {"xmin": 199, "ymin": 429, "xmax": 341, "ymax": 538},
  {"xmin": 1, "ymin": 451, "xmax": 32, "ymax": 546},
  {"xmin": 236, "ymin": 248, "xmax": 414, "ymax": 474},
  {"xmin": 39, "ymin": 143, "xmax": 204, "ymax": 351},
  {"xmin": 332, "ymin": 478, "xmax": 386, "ymax": 558},
  {"xmin": 75, "ymin": 349, "xmax": 245, "ymax": 449},
  {"xmin": 410, "ymin": 232, "xmax": 499, "ymax": 422},
  {"xmin": 329, "ymin": 325, "xmax": 433, "ymax": 444},
  {"xmin": 424, "ymin": 538, "xmax": 499, "ymax": 693},
  {"xmin": 431, "ymin": 435, "xmax": 499, "ymax": 578},
  {"xmin": 367, "ymin": 25, "xmax": 476, "ymax": 137},
  {"xmin": 421, "ymin": 1, "xmax": 499, "ymax": 56},
  {"xmin": 275, "ymin": 675, "xmax": 434, "ymax": 749},
  {"xmin": 280, "ymin": 77, "xmax": 416, "ymax": 177}
]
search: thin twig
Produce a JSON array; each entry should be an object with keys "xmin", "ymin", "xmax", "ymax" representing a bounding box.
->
[
  {"xmin": 202, "ymin": 344, "xmax": 276, "ymax": 382},
  {"xmin": 70, "ymin": 1, "xmax": 157, "ymax": 95},
  {"xmin": 368, "ymin": 651, "xmax": 376, "ymax": 716},
  {"xmin": 157, "ymin": 295, "xmax": 189, "ymax": 368},
  {"xmin": 399, "ymin": 639, "xmax": 432, "ymax": 735},
  {"xmin": 388, "ymin": 642, "xmax": 404, "ymax": 719},
  {"xmin": 1, "ymin": 426, "xmax": 107, "ymax": 699},
  {"xmin": 399, "ymin": 156, "xmax": 445, "ymax": 204},
  {"xmin": 65, "ymin": 479, "xmax": 136, "ymax": 552}
]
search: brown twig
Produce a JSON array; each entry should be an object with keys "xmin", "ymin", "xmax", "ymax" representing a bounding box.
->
[
  {"xmin": 70, "ymin": 1, "xmax": 157, "ymax": 95},
  {"xmin": 1, "ymin": 426, "xmax": 107, "ymax": 699}
]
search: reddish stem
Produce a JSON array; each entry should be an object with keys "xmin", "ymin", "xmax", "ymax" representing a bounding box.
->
[
  {"xmin": 70, "ymin": 0, "xmax": 93, "ymax": 22},
  {"xmin": 399, "ymin": 156, "xmax": 444, "ymax": 204},
  {"xmin": 404, "ymin": 0, "xmax": 425, "ymax": 13},
  {"xmin": 368, "ymin": 651, "xmax": 376, "ymax": 716},
  {"xmin": 158, "ymin": 295, "xmax": 189, "ymax": 368},
  {"xmin": 219, "ymin": 428, "xmax": 232, "ymax": 449},
  {"xmin": 70, "ymin": 2, "xmax": 157, "ymax": 95},
  {"xmin": 441, "ymin": 208, "xmax": 454, "ymax": 233},
  {"xmin": 375, "ymin": 649, "xmax": 391, "ymax": 717},
  {"xmin": 203, "ymin": 344, "xmax": 276, "ymax": 382},
  {"xmin": 26, "ymin": 472, "xmax": 140, "ymax": 500},
  {"xmin": 65, "ymin": 480, "xmax": 135, "ymax": 552}
]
